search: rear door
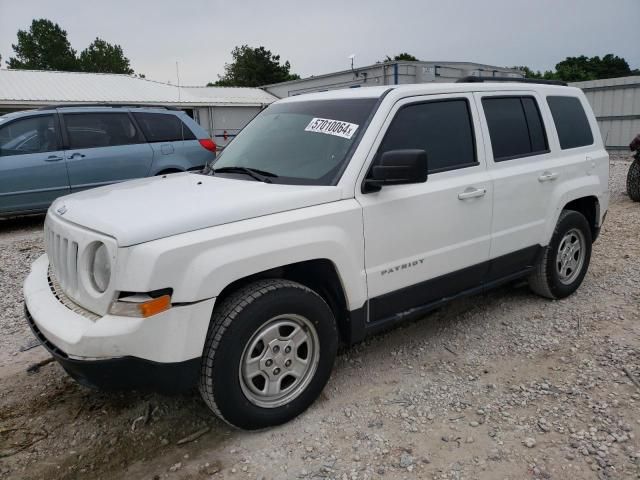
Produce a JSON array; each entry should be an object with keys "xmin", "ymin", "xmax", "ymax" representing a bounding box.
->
[
  {"xmin": 476, "ymin": 92, "xmax": 559, "ymax": 279},
  {"xmin": 132, "ymin": 111, "xmax": 209, "ymax": 171},
  {"xmin": 61, "ymin": 110, "xmax": 153, "ymax": 192},
  {"xmin": 0, "ymin": 113, "xmax": 69, "ymax": 215}
]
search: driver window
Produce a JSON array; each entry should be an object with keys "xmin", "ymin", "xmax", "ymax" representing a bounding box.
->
[
  {"xmin": 0, "ymin": 115, "xmax": 58, "ymax": 157},
  {"xmin": 378, "ymin": 99, "xmax": 477, "ymax": 174}
]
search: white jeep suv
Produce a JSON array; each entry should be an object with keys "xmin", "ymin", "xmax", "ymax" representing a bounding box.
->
[{"xmin": 24, "ymin": 79, "xmax": 609, "ymax": 429}]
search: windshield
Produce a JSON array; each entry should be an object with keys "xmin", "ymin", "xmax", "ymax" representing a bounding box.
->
[{"xmin": 210, "ymin": 98, "xmax": 378, "ymax": 185}]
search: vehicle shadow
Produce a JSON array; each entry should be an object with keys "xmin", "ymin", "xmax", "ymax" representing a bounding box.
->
[{"xmin": 0, "ymin": 214, "xmax": 45, "ymax": 234}]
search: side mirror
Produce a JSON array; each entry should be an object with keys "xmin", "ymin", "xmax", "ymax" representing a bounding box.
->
[{"xmin": 363, "ymin": 149, "xmax": 428, "ymax": 193}]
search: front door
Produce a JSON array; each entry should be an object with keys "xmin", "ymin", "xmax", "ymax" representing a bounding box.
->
[
  {"xmin": 61, "ymin": 111, "xmax": 153, "ymax": 192},
  {"xmin": 357, "ymin": 94, "xmax": 493, "ymax": 323},
  {"xmin": 0, "ymin": 113, "xmax": 69, "ymax": 215}
]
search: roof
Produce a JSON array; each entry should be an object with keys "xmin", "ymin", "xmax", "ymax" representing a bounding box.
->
[
  {"xmin": 263, "ymin": 60, "xmax": 524, "ymax": 88},
  {"xmin": 0, "ymin": 69, "xmax": 278, "ymax": 107},
  {"xmin": 278, "ymin": 82, "xmax": 577, "ymax": 103}
]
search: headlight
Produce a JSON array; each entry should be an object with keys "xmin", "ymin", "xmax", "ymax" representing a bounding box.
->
[{"xmin": 90, "ymin": 242, "xmax": 111, "ymax": 293}]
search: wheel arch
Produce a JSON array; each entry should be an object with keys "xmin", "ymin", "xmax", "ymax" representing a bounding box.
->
[
  {"xmin": 561, "ymin": 195, "xmax": 600, "ymax": 240},
  {"xmin": 213, "ymin": 259, "xmax": 353, "ymax": 344},
  {"xmin": 544, "ymin": 181, "xmax": 603, "ymax": 245}
]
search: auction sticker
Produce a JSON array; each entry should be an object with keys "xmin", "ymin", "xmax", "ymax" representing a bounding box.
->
[{"xmin": 304, "ymin": 118, "xmax": 359, "ymax": 139}]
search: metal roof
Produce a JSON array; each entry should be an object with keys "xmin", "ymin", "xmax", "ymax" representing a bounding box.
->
[
  {"xmin": 262, "ymin": 60, "xmax": 524, "ymax": 87},
  {"xmin": 0, "ymin": 69, "xmax": 277, "ymax": 107}
]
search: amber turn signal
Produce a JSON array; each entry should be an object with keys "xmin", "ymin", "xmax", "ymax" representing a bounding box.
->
[{"xmin": 138, "ymin": 295, "xmax": 171, "ymax": 317}]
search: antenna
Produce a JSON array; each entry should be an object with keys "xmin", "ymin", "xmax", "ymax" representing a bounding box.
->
[
  {"xmin": 176, "ymin": 61, "xmax": 181, "ymax": 103},
  {"xmin": 176, "ymin": 61, "xmax": 185, "ymax": 142},
  {"xmin": 349, "ymin": 54, "xmax": 356, "ymax": 71}
]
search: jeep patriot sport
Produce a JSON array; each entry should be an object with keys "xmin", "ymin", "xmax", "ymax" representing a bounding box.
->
[{"xmin": 24, "ymin": 79, "xmax": 609, "ymax": 429}]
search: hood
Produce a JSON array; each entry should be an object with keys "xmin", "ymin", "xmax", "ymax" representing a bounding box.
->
[{"xmin": 51, "ymin": 173, "xmax": 342, "ymax": 246}]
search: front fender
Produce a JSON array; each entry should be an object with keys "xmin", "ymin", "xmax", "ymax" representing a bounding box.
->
[{"xmin": 115, "ymin": 200, "xmax": 367, "ymax": 311}]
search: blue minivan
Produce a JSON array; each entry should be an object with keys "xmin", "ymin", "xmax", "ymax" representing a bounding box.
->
[{"xmin": 0, "ymin": 105, "xmax": 216, "ymax": 217}]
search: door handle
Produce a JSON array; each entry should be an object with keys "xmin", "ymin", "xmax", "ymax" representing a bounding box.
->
[
  {"xmin": 458, "ymin": 187, "xmax": 487, "ymax": 200},
  {"xmin": 69, "ymin": 152, "xmax": 86, "ymax": 159},
  {"xmin": 45, "ymin": 155, "xmax": 63, "ymax": 162},
  {"xmin": 538, "ymin": 171, "xmax": 558, "ymax": 182}
]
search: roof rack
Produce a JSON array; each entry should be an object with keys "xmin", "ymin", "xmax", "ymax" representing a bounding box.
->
[
  {"xmin": 456, "ymin": 76, "xmax": 568, "ymax": 86},
  {"xmin": 38, "ymin": 103, "xmax": 180, "ymax": 111}
]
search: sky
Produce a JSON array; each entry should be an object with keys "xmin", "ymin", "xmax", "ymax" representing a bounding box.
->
[{"xmin": 1, "ymin": 0, "xmax": 639, "ymax": 86}]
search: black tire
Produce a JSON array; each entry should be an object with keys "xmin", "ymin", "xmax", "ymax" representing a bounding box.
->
[
  {"xmin": 628, "ymin": 158, "xmax": 640, "ymax": 202},
  {"xmin": 199, "ymin": 279, "xmax": 338, "ymax": 430},
  {"xmin": 528, "ymin": 210, "xmax": 592, "ymax": 299}
]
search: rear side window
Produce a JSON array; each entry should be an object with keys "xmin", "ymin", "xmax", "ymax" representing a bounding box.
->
[
  {"xmin": 482, "ymin": 96, "xmax": 548, "ymax": 161},
  {"xmin": 64, "ymin": 113, "xmax": 142, "ymax": 149},
  {"xmin": 378, "ymin": 99, "xmax": 477, "ymax": 173},
  {"xmin": 547, "ymin": 96, "xmax": 594, "ymax": 149},
  {"xmin": 0, "ymin": 115, "xmax": 58, "ymax": 156},
  {"xmin": 133, "ymin": 113, "xmax": 196, "ymax": 142}
]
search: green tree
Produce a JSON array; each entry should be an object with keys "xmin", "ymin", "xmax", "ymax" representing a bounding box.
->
[
  {"xmin": 558, "ymin": 54, "xmax": 630, "ymax": 81},
  {"xmin": 513, "ymin": 65, "xmax": 542, "ymax": 78},
  {"xmin": 208, "ymin": 45, "xmax": 300, "ymax": 87},
  {"xmin": 8, "ymin": 19, "xmax": 78, "ymax": 71},
  {"xmin": 516, "ymin": 54, "xmax": 634, "ymax": 82},
  {"xmin": 513, "ymin": 65, "xmax": 557, "ymax": 80},
  {"xmin": 554, "ymin": 55, "xmax": 595, "ymax": 82},
  {"xmin": 79, "ymin": 38, "xmax": 133, "ymax": 74},
  {"xmin": 384, "ymin": 52, "xmax": 419, "ymax": 62}
]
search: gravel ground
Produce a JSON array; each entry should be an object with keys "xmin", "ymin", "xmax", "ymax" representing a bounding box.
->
[{"xmin": 1, "ymin": 157, "xmax": 638, "ymax": 480}]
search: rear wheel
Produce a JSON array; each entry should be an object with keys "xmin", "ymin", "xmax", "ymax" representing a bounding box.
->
[
  {"xmin": 528, "ymin": 210, "xmax": 592, "ymax": 299},
  {"xmin": 199, "ymin": 279, "xmax": 338, "ymax": 430},
  {"xmin": 628, "ymin": 158, "xmax": 640, "ymax": 202}
]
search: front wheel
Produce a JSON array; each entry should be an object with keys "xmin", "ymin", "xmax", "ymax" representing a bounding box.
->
[
  {"xmin": 199, "ymin": 279, "xmax": 338, "ymax": 430},
  {"xmin": 528, "ymin": 210, "xmax": 592, "ymax": 299},
  {"xmin": 628, "ymin": 158, "xmax": 640, "ymax": 202}
]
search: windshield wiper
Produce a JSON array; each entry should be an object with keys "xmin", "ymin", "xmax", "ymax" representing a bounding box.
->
[{"xmin": 212, "ymin": 166, "xmax": 277, "ymax": 183}]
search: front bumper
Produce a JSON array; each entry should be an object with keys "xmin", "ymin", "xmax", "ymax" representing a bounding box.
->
[
  {"xmin": 25, "ymin": 304, "xmax": 199, "ymax": 392},
  {"xmin": 23, "ymin": 254, "xmax": 216, "ymax": 392}
]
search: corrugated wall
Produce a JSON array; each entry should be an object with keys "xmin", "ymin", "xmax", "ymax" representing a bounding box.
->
[{"xmin": 572, "ymin": 76, "xmax": 640, "ymax": 150}]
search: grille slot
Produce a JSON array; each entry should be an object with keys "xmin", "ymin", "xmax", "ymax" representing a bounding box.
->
[{"xmin": 45, "ymin": 224, "xmax": 79, "ymax": 295}]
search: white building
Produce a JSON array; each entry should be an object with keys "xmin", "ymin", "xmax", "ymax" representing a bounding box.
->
[
  {"xmin": 264, "ymin": 60, "xmax": 524, "ymax": 98},
  {"xmin": 0, "ymin": 69, "xmax": 277, "ymax": 146}
]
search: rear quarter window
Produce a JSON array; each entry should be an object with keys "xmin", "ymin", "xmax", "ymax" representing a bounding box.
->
[
  {"xmin": 546, "ymin": 96, "xmax": 594, "ymax": 149},
  {"xmin": 133, "ymin": 112, "xmax": 196, "ymax": 142}
]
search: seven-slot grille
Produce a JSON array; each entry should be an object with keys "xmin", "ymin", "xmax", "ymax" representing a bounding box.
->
[{"xmin": 44, "ymin": 224, "xmax": 79, "ymax": 294}]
